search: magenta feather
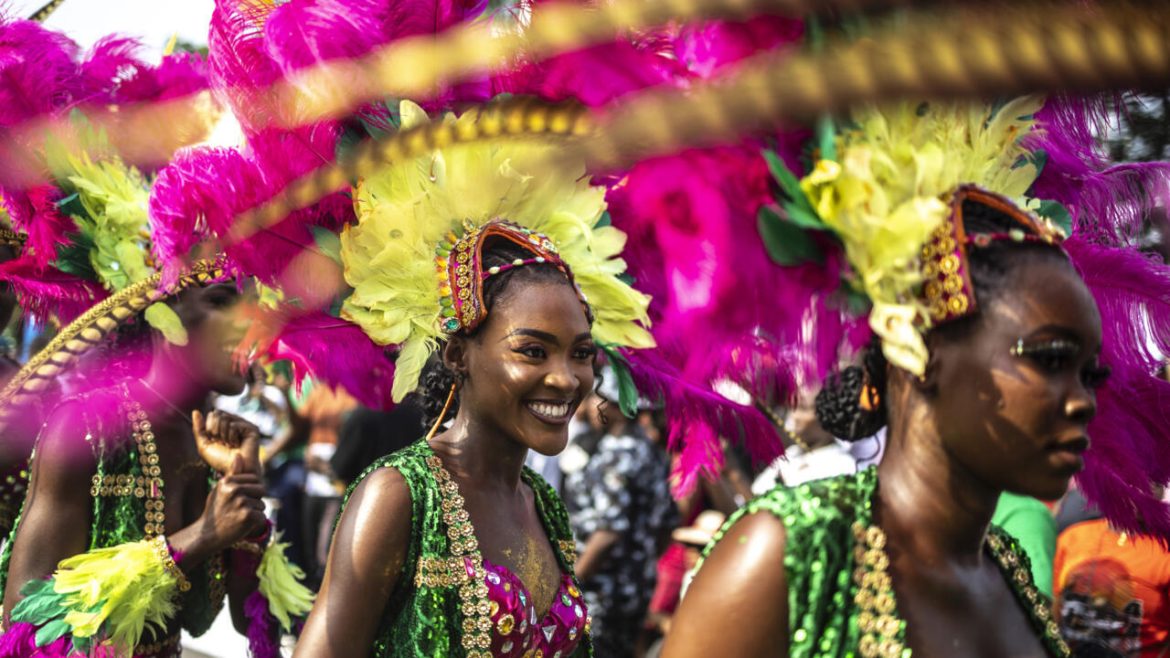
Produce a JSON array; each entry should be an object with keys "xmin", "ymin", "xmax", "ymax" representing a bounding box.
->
[
  {"xmin": 500, "ymin": 40, "xmax": 682, "ymax": 107},
  {"xmin": 262, "ymin": 0, "xmax": 394, "ymax": 75},
  {"xmin": 625, "ymin": 349, "xmax": 781, "ymax": 497},
  {"xmin": 0, "ymin": 185, "xmax": 77, "ymax": 270},
  {"xmin": 266, "ymin": 311, "xmax": 396, "ymax": 410},
  {"xmin": 208, "ymin": 0, "xmax": 284, "ymax": 130},
  {"xmin": 1078, "ymin": 371, "xmax": 1170, "ymax": 544},
  {"xmin": 0, "ymin": 622, "xmax": 75, "ymax": 658},
  {"xmin": 0, "ymin": 17, "xmax": 81, "ymax": 128},
  {"xmin": 244, "ymin": 590, "xmax": 281, "ymax": 658},
  {"xmin": 1031, "ymin": 97, "xmax": 1170, "ymax": 245},
  {"xmin": 149, "ymin": 122, "xmax": 351, "ymax": 283},
  {"xmin": 1060, "ymin": 238, "xmax": 1170, "ymax": 541},
  {"xmin": 674, "ymin": 15, "xmax": 804, "ymax": 79},
  {"xmin": 0, "ymin": 255, "xmax": 107, "ymax": 323}
]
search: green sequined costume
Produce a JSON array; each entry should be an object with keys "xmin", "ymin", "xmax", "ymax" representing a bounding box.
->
[
  {"xmin": 0, "ymin": 392, "xmax": 225, "ymax": 652},
  {"xmin": 340, "ymin": 440, "xmax": 591, "ymax": 658},
  {"xmin": 701, "ymin": 468, "xmax": 1069, "ymax": 658}
]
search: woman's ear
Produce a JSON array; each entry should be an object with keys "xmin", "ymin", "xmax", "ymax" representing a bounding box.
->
[
  {"xmin": 915, "ymin": 340, "xmax": 944, "ymax": 395},
  {"xmin": 442, "ymin": 337, "xmax": 469, "ymax": 382}
]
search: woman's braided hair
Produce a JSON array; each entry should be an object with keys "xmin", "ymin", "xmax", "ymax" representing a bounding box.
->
[
  {"xmin": 815, "ymin": 198, "xmax": 1073, "ymax": 440},
  {"xmin": 417, "ymin": 238, "xmax": 589, "ymax": 427}
]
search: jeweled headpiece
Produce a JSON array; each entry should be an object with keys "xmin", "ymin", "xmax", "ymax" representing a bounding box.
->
[
  {"xmin": 340, "ymin": 101, "xmax": 654, "ymax": 402},
  {"xmin": 782, "ymin": 97, "xmax": 1057, "ymax": 375},
  {"xmin": 922, "ymin": 185, "xmax": 1067, "ymax": 326},
  {"xmin": 437, "ymin": 220, "xmax": 586, "ymax": 335}
]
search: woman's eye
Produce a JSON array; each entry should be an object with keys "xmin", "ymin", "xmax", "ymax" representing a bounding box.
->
[
  {"xmin": 1028, "ymin": 350, "xmax": 1072, "ymax": 372},
  {"xmin": 515, "ymin": 346, "xmax": 546, "ymax": 359},
  {"xmin": 1081, "ymin": 364, "xmax": 1111, "ymax": 390},
  {"xmin": 574, "ymin": 346, "xmax": 598, "ymax": 361}
]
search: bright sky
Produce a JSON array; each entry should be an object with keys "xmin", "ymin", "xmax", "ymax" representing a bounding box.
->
[{"xmin": 8, "ymin": 0, "xmax": 214, "ymax": 58}]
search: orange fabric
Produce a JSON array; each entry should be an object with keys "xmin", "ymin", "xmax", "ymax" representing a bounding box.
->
[
  {"xmin": 1054, "ymin": 519, "xmax": 1170, "ymax": 657},
  {"xmin": 301, "ymin": 384, "xmax": 358, "ymax": 446}
]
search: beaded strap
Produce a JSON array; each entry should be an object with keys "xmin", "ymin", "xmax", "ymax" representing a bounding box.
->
[
  {"xmin": 151, "ymin": 535, "xmax": 192, "ymax": 593},
  {"xmin": 850, "ymin": 519, "xmax": 1070, "ymax": 658},
  {"xmin": 422, "ymin": 453, "xmax": 494, "ymax": 658},
  {"xmin": 113, "ymin": 385, "xmax": 166, "ymax": 538}
]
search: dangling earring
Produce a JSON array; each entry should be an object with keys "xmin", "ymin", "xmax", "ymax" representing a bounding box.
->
[
  {"xmin": 858, "ymin": 371, "xmax": 880, "ymax": 412},
  {"xmin": 425, "ymin": 382, "xmax": 457, "ymax": 440}
]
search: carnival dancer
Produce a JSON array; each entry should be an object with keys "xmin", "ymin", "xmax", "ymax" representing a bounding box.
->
[
  {"xmin": 291, "ymin": 100, "xmax": 654, "ymax": 658},
  {"xmin": 0, "ymin": 19, "xmax": 312, "ymax": 655},
  {"xmin": 661, "ymin": 96, "xmax": 1170, "ymax": 658}
]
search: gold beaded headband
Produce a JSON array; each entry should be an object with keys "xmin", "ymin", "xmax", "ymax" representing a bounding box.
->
[
  {"xmin": 437, "ymin": 220, "xmax": 585, "ymax": 335},
  {"xmin": 921, "ymin": 185, "xmax": 1067, "ymax": 326}
]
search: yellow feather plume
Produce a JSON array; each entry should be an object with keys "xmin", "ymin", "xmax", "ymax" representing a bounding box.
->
[
  {"xmin": 50, "ymin": 539, "xmax": 182, "ymax": 656},
  {"xmin": 341, "ymin": 101, "xmax": 654, "ymax": 401},
  {"xmin": 257, "ymin": 532, "xmax": 315, "ymax": 630},
  {"xmin": 800, "ymin": 97, "xmax": 1043, "ymax": 375}
]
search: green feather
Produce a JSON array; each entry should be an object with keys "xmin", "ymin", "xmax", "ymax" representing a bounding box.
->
[
  {"xmin": 757, "ymin": 206, "xmax": 824, "ymax": 266},
  {"xmin": 34, "ymin": 619, "xmax": 71, "ymax": 647}
]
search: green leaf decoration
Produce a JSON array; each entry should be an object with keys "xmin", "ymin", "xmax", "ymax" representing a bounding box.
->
[
  {"xmin": 1034, "ymin": 199, "xmax": 1073, "ymax": 235},
  {"xmin": 35, "ymin": 618, "xmax": 71, "ymax": 647},
  {"xmin": 12, "ymin": 579, "xmax": 67, "ymax": 626},
  {"xmin": 144, "ymin": 303, "xmax": 189, "ymax": 346},
  {"xmin": 816, "ymin": 115, "xmax": 838, "ymax": 162},
  {"xmin": 311, "ymin": 226, "xmax": 343, "ymax": 266},
  {"xmin": 594, "ymin": 211, "xmax": 612, "ymax": 229},
  {"xmin": 758, "ymin": 206, "xmax": 823, "ymax": 266},
  {"xmin": 761, "ymin": 150, "xmax": 825, "ymax": 230},
  {"xmin": 600, "ymin": 344, "xmax": 639, "ymax": 419},
  {"xmin": 1027, "ymin": 148, "xmax": 1048, "ymax": 177}
]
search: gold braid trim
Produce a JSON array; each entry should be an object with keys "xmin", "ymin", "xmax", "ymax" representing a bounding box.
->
[
  {"xmin": 227, "ymin": 3, "xmax": 1170, "ymax": 236},
  {"xmin": 277, "ymin": 0, "xmax": 874, "ymax": 126},
  {"xmin": 583, "ymin": 2, "xmax": 1170, "ymax": 168},
  {"xmin": 0, "ymin": 227, "xmax": 26, "ymax": 249},
  {"xmin": 28, "ymin": 0, "xmax": 68, "ymax": 22},
  {"xmin": 0, "ymin": 259, "xmax": 228, "ymax": 426},
  {"xmin": 226, "ymin": 97, "xmax": 592, "ymax": 245}
]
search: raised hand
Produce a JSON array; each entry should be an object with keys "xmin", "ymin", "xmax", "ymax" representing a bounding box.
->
[
  {"xmin": 197, "ymin": 454, "xmax": 268, "ymax": 550},
  {"xmin": 192, "ymin": 409, "xmax": 262, "ymax": 476}
]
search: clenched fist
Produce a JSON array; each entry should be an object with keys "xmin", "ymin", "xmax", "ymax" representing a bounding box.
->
[{"xmin": 192, "ymin": 409, "xmax": 261, "ymax": 475}]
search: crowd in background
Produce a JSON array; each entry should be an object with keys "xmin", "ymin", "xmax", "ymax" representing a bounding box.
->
[{"xmin": 100, "ymin": 354, "xmax": 1160, "ymax": 658}]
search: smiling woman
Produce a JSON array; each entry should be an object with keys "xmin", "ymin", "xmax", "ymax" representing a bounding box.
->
[{"xmin": 292, "ymin": 103, "xmax": 653, "ymax": 658}]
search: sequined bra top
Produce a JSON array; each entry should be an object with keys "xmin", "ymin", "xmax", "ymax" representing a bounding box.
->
[
  {"xmin": 482, "ymin": 560, "xmax": 587, "ymax": 657},
  {"xmin": 340, "ymin": 441, "xmax": 593, "ymax": 658}
]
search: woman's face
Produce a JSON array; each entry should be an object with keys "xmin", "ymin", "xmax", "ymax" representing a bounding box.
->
[
  {"xmin": 927, "ymin": 257, "xmax": 1104, "ymax": 501},
  {"xmin": 456, "ymin": 277, "xmax": 596, "ymax": 456},
  {"xmin": 172, "ymin": 282, "xmax": 250, "ymax": 396}
]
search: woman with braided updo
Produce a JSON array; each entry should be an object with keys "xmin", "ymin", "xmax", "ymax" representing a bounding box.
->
[
  {"xmin": 661, "ymin": 98, "xmax": 1170, "ymax": 658},
  {"xmin": 292, "ymin": 103, "xmax": 654, "ymax": 658}
]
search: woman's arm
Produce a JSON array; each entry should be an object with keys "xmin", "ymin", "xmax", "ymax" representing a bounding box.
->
[
  {"xmin": 2, "ymin": 403, "xmax": 95, "ymax": 621},
  {"xmin": 659, "ymin": 511, "xmax": 790, "ymax": 658},
  {"xmin": 293, "ymin": 467, "xmax": 412, "ymax": 657}
]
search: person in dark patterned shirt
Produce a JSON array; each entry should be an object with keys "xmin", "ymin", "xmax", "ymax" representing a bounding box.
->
[{"xmin": 563, "ymin": 398, "xmax": 678, "ymax": 658}]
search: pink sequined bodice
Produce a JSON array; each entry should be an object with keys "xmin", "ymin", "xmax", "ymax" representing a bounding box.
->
[{"xmin": 482, "ymin": 559, "xmax": 588, "ymax": 658}]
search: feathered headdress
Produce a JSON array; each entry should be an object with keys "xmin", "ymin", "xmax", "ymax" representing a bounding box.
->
[
  {"xmin": 754, "ymin": 94, "xmax": 1170, "ymax": 541},
  {"xmin": 785, "ymin": 97, "xmax": 1054, "ymax": 375},
  {"xmin": 0, "ymin": 12, "xmax": 218, "ymax": 327},
  {"xmin": 340, "ymin": 100, "xmax": 654, "ymax": 402}
]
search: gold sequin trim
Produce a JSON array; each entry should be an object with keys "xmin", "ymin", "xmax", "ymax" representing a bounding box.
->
[
  {"xmin": 423, "ymin": 452, "xmax": 493, "ymax": 658},
  {"xmin": 415, "ymin": 555, "xmax": 476, "ymax": 589},
  {"xmin": 851, "ymin": 521, "xmax": 905, "ymax": 658},
  {"xmin": 558, "ymin": 539, "xmax": 578, "ymax": 567}
]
